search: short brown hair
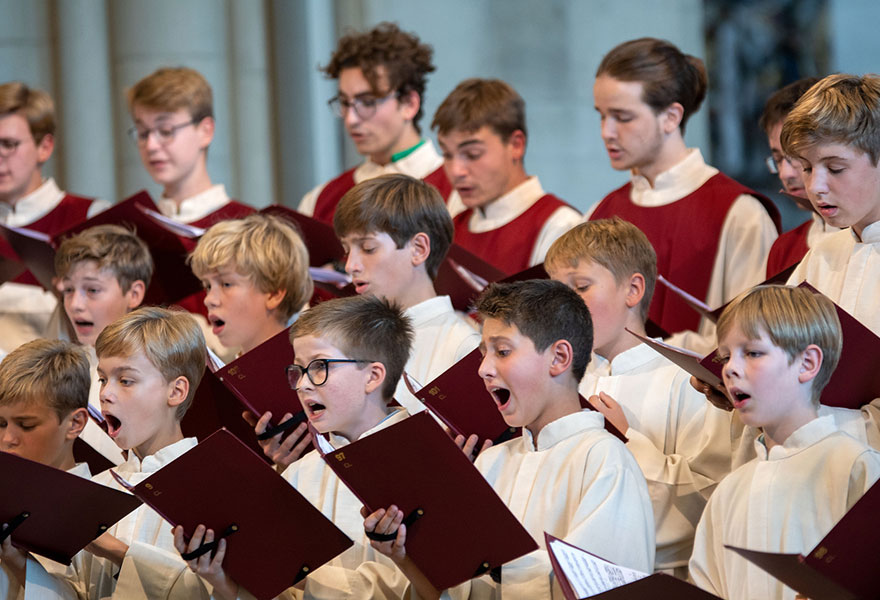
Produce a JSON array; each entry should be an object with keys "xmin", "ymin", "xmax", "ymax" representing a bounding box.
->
[
  {"xmin": 476, "ymin": 279, "xmax": 593, "ymax": 383},
  {"xmin": 290, "ymin": 295, "xmax": 413, "ymax": 401},
  {"xmin": 189, "ymin": 214, "xmax": 313, "ymax": 320},
  {"xmin": 780, "ymin": 73, "xmax": 880, "ymax": 165},
  {"xmin": 596, "ymin": 38, "xmax": 708, "ymax": 134},
  {"xmin": 322, "ymin": 22, "xmax": 435, "ymax": 132},
  {"xmin": 0, "ymin": 339, "xmax": 89, "ymax": 420},
  {"xmin": 96, "ymin": 306, "xmax": 206, "ymax": 419},
  {"xmin": 759, "ymin": 77, "xmax": 821, "ymax": 135},
  {"xmin": 334, "ymin": 174, "xmax": 453, "ymax": 280},
  {"xmin": 0, "ymin": 81, "xmax": 55, "ymax": 142},
  {"xmin": 716, "ymin": 285, "xmax": 841, "ymax": 403},
  {"xmin": 545, "ymin": 218, "xmax": 657, "ymax": 323},
  {"xmin": 127, "ymin": 67, "xmax": 213, "ymax": 122},
  {"xmin": 432, "ymin": 78, "xmax": 526, "ymax": 141},
  {"xmin": 55, "ymin": 224, "xmax": 154, "ymax": 293}
]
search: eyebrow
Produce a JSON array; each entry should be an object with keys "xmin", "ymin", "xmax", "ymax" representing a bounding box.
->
[{"xmin": 456, "ymin": 139, "xmax": 485, "ymax": 150}]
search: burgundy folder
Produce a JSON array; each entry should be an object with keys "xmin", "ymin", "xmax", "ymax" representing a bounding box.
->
[
  {"xmin": 499, "ymin": 262, "xmax": 548, "ymax": 283},
  {"xmin": 435, "ymin": 244, "xmax": 507, "ymax": 312},
  {"xmin": 626, "ymin": 329, "xmax": 725, "ymax": 395},
  {"xmin": 71, "ymin": 437, "xmax": 115, "ymax": 476},
  {"xmin": 726, "ymin": 478, "xmax": 880, "ymax": 600},
  {"xmin": 545, "ymin": 533, "xmax": 720, "ymax": 599},
  {"xmin": 312, "ymin": 411, "xmax": 539, "ymax": 590},
  {"xmin": 111, "ymin": 429, "xmax": 352, "ymax": 600},
  {"xmin": 0, "ymin": 451, "xmax": 140, "ymax": 564},
  {"xmin": 410, "ymin": 348, "xmax": 627, "ymax": 448},
  {"xmin": 258, "ymin": 205, "xmax": 345, "ymax": 268}
]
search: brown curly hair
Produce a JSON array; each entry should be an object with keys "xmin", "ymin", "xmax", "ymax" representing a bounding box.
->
[{"xmin": 322, "ymin": 22, "xmax": 435, "ymax": 132}]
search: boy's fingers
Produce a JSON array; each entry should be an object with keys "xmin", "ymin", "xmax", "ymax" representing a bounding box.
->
[
  {"xmin": 241, "ymin": 411, "xmax": 258, "ymax": 427},
  {"xmin": 363, "ymin": 508, "xmax": 387, "ymax": 531},
  {"xmin": 254, "ymin": 411, "xmax": 273, "ymax": 435}
]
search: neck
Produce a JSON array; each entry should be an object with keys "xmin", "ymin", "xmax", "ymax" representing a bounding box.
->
[
  {"xmin": 597, "ymin": 319, "xmax": 645, "ymax": 363},
  {"xmin": 525, "ymin": 385, "xmax": 581, "ymax": 447},
  {"xmin": 56, "ymin": 450, "xmax": 77, "ymax": 472},
  {"xmin": 633, "ymin": 136, "xmax": 689, "ymax": 187},
  {"xmin": 395, "ymin": 274, "xmax": 438, "ymax": 310},
  {"xmin": 241, "ymin": 319, "xmax": 287, "ymax": 356},
  {"xmin": 133, "ymin": 422, "xmax": 184, "ymax": 461},
  {"xmin": 163, "ymin": 166, "xmax": 213, "ymax": 205},
  {"xmin": 371, "ymin": 127, "xmax": 421, "ymax": 166},
  {"xmin": 478, "ymin": 170, "xmax": 529, "ymax": 217},
  {"xmin": 761, "ymin": 403, "xmax": 818, "ymax": 451},
  {"xmin": 340, "ymin": 402, "xmax": 394, "ymax": 442}
]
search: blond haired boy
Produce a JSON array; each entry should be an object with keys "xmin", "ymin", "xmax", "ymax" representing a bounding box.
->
[
  {"xmin": 545, "ymin": 218, "xmax": 732, "ymax": 574},
  {"xmin": 0, "ymin": 81, "xmax": 108, "ymax": 353},
  {"xmin": 333, "ymin": 173, "xmax": 478, "ymax": 416},
  {"xmin": 21, "ymin": 306, "xmax": 211, "ymax": 600},
  {"xmin": 55, "ymin": 224, "xmax": 153, "ymax": 465},
  {"xmin": 299, "ymin": 23, "xmax": 450, "ymax": 224},
  {"xmin": 127, "ymin": 67, "xmax": 253, "ymax": 225},
  {"xmin": 689, "ymin": 286, "xmax": 880, "ymax": 600},
  {"xmin": 366, "ymin": 279, "xmax": 655, "ymax": 599},
  {"xmin": 189, "ymin": 213, "xmax": 313, "ymax": 357},
  {"xmin": 434, "ymin": 78, "xmax": 581, "ymax": 274},
  {"xmin": 174, "ymin": 295, "xmax": 417, "ymax": 600}
]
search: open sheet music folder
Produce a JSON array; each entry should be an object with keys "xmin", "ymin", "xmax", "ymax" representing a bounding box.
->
[
  {"xmin": 312, "ymin": 411, "xmax": 539, "ymax": 590},
  {"xmin": 112, "ymin": 429, "xmax": 352, "ymax": 600},
  {"xmin": 0, "ymin": 451, "xmax": 141, "ymax": 565}
]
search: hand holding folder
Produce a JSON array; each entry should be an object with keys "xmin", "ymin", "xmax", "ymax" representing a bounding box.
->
[
  {"xmin": 545, "ymin": 533, "xmax": 720, "ymax": 599},
  {"xmin": 0, "ymin": 451, "xmax": 140, "ymax": 565},
  {"xmin": 312, "ymin": 411, "xmax": 539, "ymax": 590},
  {"xmin": 111, "ymin": 429, "xmax": 353, "ymax": 600}
]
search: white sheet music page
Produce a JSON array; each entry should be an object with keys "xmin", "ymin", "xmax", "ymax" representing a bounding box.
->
[{"xmin": 549, "ymin": 538, "xmax": 648, "ymax": 597}]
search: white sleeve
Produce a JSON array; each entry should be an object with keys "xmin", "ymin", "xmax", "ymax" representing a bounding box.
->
[
  {"xmin": 528, "ymin": 206, "xmax": 583, "ymax": 267},
  {"xmin": 687, "ymin": 495, "xmax": 728, "ymax": 598},
  {"xmin": 0, "ymin": 562, "xmax": 23, "ymax": 600},
  {"xmin": 22, "ymin": 555, "xmax": 84, "ymax": 600},
  {"xmin": 114, "ymin": 542, "xmax": 210, "ymax": 600},
  {"xmin": 86, "ymin": 199, "xmax": 112, "ymax": 218},
  {"xmin": 297, "ymin": 183, "xmax": 328, "ymax": 218}
]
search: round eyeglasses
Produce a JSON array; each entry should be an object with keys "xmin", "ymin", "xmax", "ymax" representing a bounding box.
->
[
  {"xmin": 765, "ymin": 154, "xmax": 799, "ymax": 175},
  {"xmin": 327, "ymin": 91, "xmax": 398, "ymax": 120},
  {"xmin": 128, "ymin": 119, "xmax": 198, "ymax": 146},
  {"xmin": 285, "ymin": 358, "xmax": 374, "ymax": 391}
]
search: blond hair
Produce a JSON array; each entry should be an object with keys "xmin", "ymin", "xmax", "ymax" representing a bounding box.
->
[
  {"xmin": 716, "ymin": 285, "xmax": 841, "ymax": 403},
  {"xmin": 545, "ymin": 218, "xmax": 657, "ymax": 322},
  {"xmin": 290, "ymin": 295, "xmax": 413, "ymax": 401},
  {"xmin": 780, "ymin": 73, "xmax": 880, "ymax": 165},
  {"xmin": 334, "ymin": 174, "xmax": 453, "ymax": 280},
  {"xmin": 0, "ymin": 339, "xmax": 89, "ymax": 419},
  {"xmin": 127, "ymin": 67, "xmax": 213, "ymax": 121},
  {"xmin": 189, "ymin": 214, "xmax": 313, "ymax": 321},
  {"xmin": 55, "ymin": 224, "xmax": 153, "ymax": 292},
  {"xmin": 0, "ymin": 81, "xmax": 55, "ymax": 142},
  {"xmin": 95, "ymin": 307, "xmax": 206, "ymax": 419}
]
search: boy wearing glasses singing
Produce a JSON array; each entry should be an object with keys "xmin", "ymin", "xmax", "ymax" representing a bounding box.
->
[
  {"xmin": 298, "ymin": 22, "xmax": 452, "ymax": 225},
  {"xmin": 0, "ymin": 82, "xmax": 108, "ymax": 353},
  {"xmin": 127, "ymin": 67, "xmax": 253, "ymax": 226},
  {"xmin": 174, "ymin": 294, "xmax": 417, "ymax": 600}
]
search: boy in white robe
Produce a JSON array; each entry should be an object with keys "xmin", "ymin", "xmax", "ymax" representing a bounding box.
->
[
  {"xmin": 689, "ymin": 285, "xmax": 880, "ymax": 600},
  {"xmin": 365, "ymin": 279, "xmax": 655, "ymax": 599},
  {"xmin": 18, "ymin": 306, "xmax": 212, "ymax": 600},
  {"xmin": 173, "ymin": 294, "xmax": 417, "ymax": 599},
  {"xmin": 0, "ymin": 339, "xmax": 92, "ymax": 596},
  {"xmin": 544, "ymin": 218, "xmax": 733, "ymax": 574}
]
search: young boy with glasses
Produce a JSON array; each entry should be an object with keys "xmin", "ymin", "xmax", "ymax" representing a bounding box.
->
[
  {"xmin": 298, "ymin": 22, "xmax": 452, "ymax": 224},
  {"xmin": 172, "ymin": 294, "xmax": 419, "ymax": 600},
  {"xmin": 127, "ymin": 67, "xmax": 253, "ymax": 226},
  {"xmin": 760, "ymin": 77, "xmax": 841, "ymax": 277},
  {"xmin": 0, "ymin": 82, "xmax": 109, "ymax": 353}
]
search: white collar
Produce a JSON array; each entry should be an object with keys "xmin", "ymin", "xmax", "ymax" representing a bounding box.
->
[
  {"xmin": 158, "ymin": 184, "xmax": 229, "ymax": 224},
  {"xmin": 466, "ymin": 176, "xmax": 545, "ymax": 231},
  {"xmin": 520, "ymin": 409, "xmax": 605, "ymax": 452},
  {"xmin": 755, "ymin": 414, "xmax": 836, "ymax": 460},
  {"xmin": 855, "ymin": 220, "xmax": 880, "ymax": 244},
  {"xmin": 117, "ymin": 437, "xmax": 198, "ymax": 476},
  {"xmin": 2, "ymin": 178, "xmax": 66, "ymax": 226},
  {"xmin": 629, "ymin": 149, "xmax": 719, "ymax": 207},
  {"xmin": 404, "ymin": 295, "xmax": 455, "ymax": 326},
  {"xmin": 587, "ymin": 342, "xmax": 659, "ymax": 377},
  {"xmin": 328, "ymin": 406, "xmax": 409, "ymax": 448},
  {"xmin": 356, "ymin": 139, "xmax": 444, "ymax": 182}
]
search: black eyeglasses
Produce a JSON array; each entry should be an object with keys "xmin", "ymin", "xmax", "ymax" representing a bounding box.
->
[
  {"xmin": 0, "ymin": 138, "xmax": 24, "ymax": 159},
  {"xmin": 327, "ymin": 91, "xmax": 398, "ymax": 120},
  {"xmin": 285, "ymin": 358, "xmax": 374, "ymax": 391},
  {"xmin": 765, "ymin": 154, "xmax": 799, "ymax": 175},
  {"xmin": 127, "ymin": 119, "xmax": 198, "ymax": 146}
]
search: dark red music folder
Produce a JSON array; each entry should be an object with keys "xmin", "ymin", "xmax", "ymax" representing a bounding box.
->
[
  {"xmin": 111, "ymin": 429, "xmax": 352, "ymax": 600},
  {"xmin": 435, "ymin": 244, "xmax": 507, "ymax": 312},
  {"xmin": 626, "ymin": 330, "xmax": 725, "ymax": 395},
  {"xmin": 0, "ymin": 451, "xmax": 140, "ymax": 565},
  {"xmin": 545, "ymin": 533, "xmax": 720, "ymax": 599},
  {"xmin": 258, "ymin": 205, "xmax": 345, "ymax": 268},
  {"xmin": 409, "ymin": 348, "xmax": 626, "ymax": 448},
  {"xmin": 312, "ymin": 411, "xmax": 539, "ymax": 590},
  {"xmin": 726, "ymin": 478, "xmax": 880, "ymax": 600}
]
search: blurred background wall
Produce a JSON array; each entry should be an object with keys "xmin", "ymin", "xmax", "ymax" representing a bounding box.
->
[{"xmin": 1, "ymin": 0, "xmax": 877, "ymax": 229}]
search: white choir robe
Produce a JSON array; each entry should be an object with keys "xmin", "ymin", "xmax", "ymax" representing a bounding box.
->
[
  {"xmin": 689, "ymin": 415, "xmax": 880, "ymax": 600},
  {"xmin": 444, "ymin": 410, "xmax": 655, "ymax": 599},
  {"xmin": 393, "ymin": 296, "xmax": 480, "ymax": 417},
  {"xmin": 580, "ymin": 344, "xmax": 733, "ymax": 570},
  {"xmin": 23, "ymin": 438, "xmax": 210, "ymax": 600}
]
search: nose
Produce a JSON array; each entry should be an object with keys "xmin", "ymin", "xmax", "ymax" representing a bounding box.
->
[
  {"xmin": 67, "ymin": 289, "xmax": 85, "ymax": 313},
  {"xmin": 1, "ymin": 427, "xmax": 19, "ymax": 448},
  {"xmin": 722, "ymin": 354, "xmax": 740, "ymax": 382},
  {"xmin": 143, "ymin": 130, "xmax": 162, "ymax": 151},
  {"xmin": 805, "ymin": 168, "xmax": 828, "ymax": 198},
  {"xmin": 344, "ymin": 249, "xmax": 361, "ymax": 276},
  {"xmin": 477, "ymin": 352, "xmax": 494, "ymax": 381},
  {"xmin": 600, "ymin": 117, "xmax": 616, "ymax": 141},
  {"xmin": 343, "ymin": 105, "xmax": 363, "ymax": 129},
  {"xmin": 778, "ymin": 156, "xmax": 802, "ymax": 185},
  {"xmin": 445, "ymin": 156, "xmax": 468, "ymax": 180},
  {"xmin": 203, "ymin": 285, "xmax": 219, "ymax": 309}
]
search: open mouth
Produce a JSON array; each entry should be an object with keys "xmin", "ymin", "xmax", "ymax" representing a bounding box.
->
[
  {"xmin": 306, "ymin": 400, "xmax": 326, "ymax": 417},
  {"xmin": 490, "ymin": 388, "xmax": 511, "ymax": 411},
  {"xmin": 353, "ymin": 281, "xmax": 368, "ymax": 294},
  {"xmin": 730, "ymin": 390, "xmax": 751, "ymax": 408},
  {"xmin": 209, "ymin": 316, "xmax": 226, "ymax": 334},
  {"xmin": 103, "ymin": 412, "xmax": 123, "ymax": 438},
  {"xmin": 74, "ymin": 320, "xmax": 94, "ymax": 329}
]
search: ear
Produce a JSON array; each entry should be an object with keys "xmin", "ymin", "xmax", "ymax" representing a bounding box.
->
[
  {"xmin": 797, "ymin": 344, "xmax": 823, "ymax": 385},
  {"xmin": 507, "ymin": 130, "xmax": 527, "ymax": 163},
  {"xmin": 398, "ymin": 89, "xmax": 421, "ymax": 122},
  {"xmin": 166, "ymin": 375, "xmax": 190, "ymax": 410},
  {"xmin": 35, "ymin": 133, "xmax": 55, "ymax": 164},
  {"xmin": 547, "ymin": 339, "xmax": 574, "ymax": 378},
  {"xmin": 661, "ymin": 102, "xmax": 684, "ymax": 134},
  {"xmin": 196, "ymin": 116, "xmax": 215, "ymax": 149},
  {"xmin": 623, "ymin": 273, "xmax": 646, "ymax": 310},
  {"xmin": 65, "ymin": 407, "xmax": 89, "ymax": 440},
  {"xmin": 363, "ymin": 361, "xmax": 387, "ymax": 396},
  {"xmin": 125, "ymin": 280, "xmax": 146, "ymax": 310},
  {"xmin": 265, "ymin": 288, "xmax": 287, "ymax": 312},
  {"xmin": 408, "ymin": 232, "xmax": 431, "ymax": 268}
]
